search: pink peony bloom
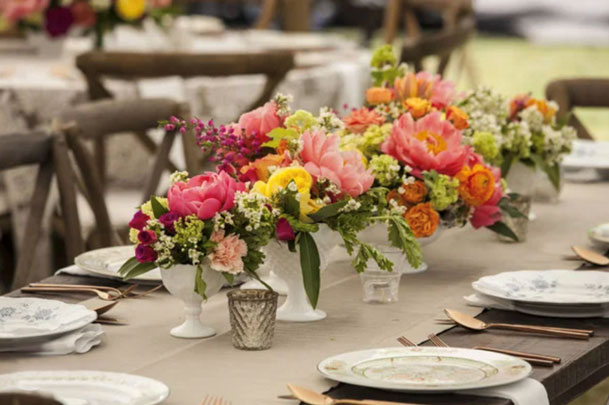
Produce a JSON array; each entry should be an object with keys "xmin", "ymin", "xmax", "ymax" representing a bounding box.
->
[
  {"xmin": 381, "ymin": 112, "xmax": 470, "ymax": 177},
  {"xmin": 471, "ymin": 184, "xmax": 503, "ymax": 229},
  {"xmin": 343, "ymin": 107, "xmax": 385, "ymax": 134},
  {"xmin": 394, "ymin": 72, "xmax": 456, "ymax": 110},
  {"xmin": 208, "ymin": 230, "xmax": 248, "ymax": 274},
  {"xmin": 168, "ymin": 171, "xmax": 245, "ymax": 220},
  {"xmin": 300, "ymin": 129, "xmax": 374, "ymax": 197},
  {"xmin": 0, "ymin": 0, "xmax": 49, "ymax": 23},
  {"xmin": 238, "ymin": 101, "xmax": 283, "ymax": 138}
]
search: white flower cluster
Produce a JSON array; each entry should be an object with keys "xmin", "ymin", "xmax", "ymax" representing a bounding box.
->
[
  {"xmin": 339, "ymin": 199, "xmax": 362, "ymax": 213},
  {"xmin": 388, "ymin": 198, "xmax": 407, "ymax": 215},
  {"xmin": 373, "ymin": 101, "xmax": 404, "ymax": 121},
  {"xmin": 273, "ymin": 93, "xmax": 293, "ymax": 116},
  {"xmin": 316, "ymin": 107, "xmax": 345, "ymax": 132},
  {"xmin": 460, "ymin": 86, "xmax": 508, "ymax": 140},
  {"xmin": 233, "ymin": 191, "xmax": 270, "ymax": 231},
  {"xmin": 170, "ymin": 171, "xmax": 189, "ymax": 185},
  {"xmin": 541, "ymin": 125, "xmax": 576, "ymax": 163},
  {"xmin": 504, "ymin": 121, "xmax": 532, "ymax": 158},
  {"xmin": 519, "ymin": 106, "xmax": 544, "ymax": 133},
  {"xmin": 154, "ymin": 234, "xmax": 176, "ymax": 267},
  {"xmin": 188, "ymin": 249, "xmax": 204, "ymax": 266},
  {"xmin": 212, "ymin": 211, "xmax": 234, "ymax": 231}
]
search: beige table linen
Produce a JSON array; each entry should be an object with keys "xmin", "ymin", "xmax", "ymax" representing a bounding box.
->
[{"xmin": 1, "ymin": 182, "xmax": 607, "ymax": 404}]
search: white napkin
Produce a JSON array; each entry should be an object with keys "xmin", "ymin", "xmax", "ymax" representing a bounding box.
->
[
  {"xmin": 55, "ymin": 264, "xmax": 162, "ymax": 284},
  {"xmin": 0, "ymin": 324, "xmax": 104, "ymax": 355},
  {"xmin": 462, "ymin": 378, "xmax": 549, "ymax": 405}
]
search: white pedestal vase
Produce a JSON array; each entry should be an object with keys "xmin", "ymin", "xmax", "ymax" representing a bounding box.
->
[
  {"xmin": 239, "ymin": 265, "xmax": 288, "ymax": 296},
  {"xmin": 359, "ymin": 222, "xmax": 442, "ymax": 274},
  {"xmin": 160, "ymin": 264, "xmax": 224, "ymax": 339},
  {"xmin": 269, "ymin": 225, "xmax": 339, "ymax": 322},
  {"xmin": 26, "ymin": 33, "xmax": 65, "ymax": 58}
]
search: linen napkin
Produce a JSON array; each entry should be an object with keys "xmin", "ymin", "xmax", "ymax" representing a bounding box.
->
[
  {"xmin": 0, "ymin": 324, "xmax": 104, "ymax": 355},
  {"xmin": 462, "ymin": 378, "xmax": 549, "ymax": 405},
  {"xmin": 55, "ymin": 264, "xmax": 162, "ymax": 284}
]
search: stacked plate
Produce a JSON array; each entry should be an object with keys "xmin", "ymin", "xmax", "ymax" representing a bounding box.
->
[
  {"xmin": 562, "ymin": 139, "xmax": 609, "ymax": 180},
  {"xmin": 318, "ymin": 347, "xmax": 531, "ymax": 392},
  {"xmin": 472, "ymin": 270, "xmax": 609, "ymax": 318},
  {"xmin": 74, "ymin": 246, "xmax": 162, "ymax": 283},
  {"xmin": 0, "ymin": 297, "xmax": 96, "ymax": 346}
]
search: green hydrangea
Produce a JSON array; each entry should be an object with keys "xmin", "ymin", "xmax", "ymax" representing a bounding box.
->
[
  {"xmin": 472, "ymin": 131, "xmax": 499, "ymax": 163},
  {"xmin": 369, "ymin": 155, "xmax": 400, "ymax": 186},
  {"xmin": 284, "ymin": 110, "xmax": 317, "ymax": 133},
  {"xmin": 174, "ymin": 215, "xmax": 205, "ymax": 246},
  {"xmin": 370, "ymin": 45, "xmax": 397, "ymax": 68},
  {"xmin": 423, "ymin": 171, "xmax": 459, "ymax": 211},
  {"xmin": 361, "ymin": 124, "xmax": 392, "ymax": 156}
]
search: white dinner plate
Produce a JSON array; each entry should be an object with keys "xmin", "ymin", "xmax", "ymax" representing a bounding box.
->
[
  {"xmin": 0, "ymin": 370, "xmax": 169, "ymax": 405},
  {"xmin": 75, "ymin": 246, "xmax": 162, "ymax": 282},
  {"xmin": 318, "ymin": 347, "xmax": 531, "ymax": 393},
  {"xmin": 473, "ymin": 270, "xmax": 609, "ymax": 305},
  {"xmin": 0, "ymin": 297, "xmax": 96, "ymax": 343},
  {"xmin": 563, "ymin": 140, "xmax": 609, "ymax": 170},
  {"xmin": 589, "ymin": 223, "xmax": 609, "ymax": 246}
]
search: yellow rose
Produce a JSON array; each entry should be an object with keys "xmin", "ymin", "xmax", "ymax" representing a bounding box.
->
[
  {"xmin": 141, "ymin": 197, "xmax": 168, "ymax": 218},
  {"xmin": 266, "ymin": 167, "xmax": 312, "ymax": 195},
  {"xmin": 116, "ymin": 0, "xmax": 146, "ymax": 21}
]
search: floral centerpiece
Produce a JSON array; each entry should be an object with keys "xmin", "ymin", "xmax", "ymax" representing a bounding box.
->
[
  {"xmin": 167, "ymin": 94, "xmax": 422, "ymax": 321},
  {"xmin": 339, "ymin": 46, "xmax": 522, "ymax": 242},
  {"xmin": 119, "ymin": 170, "xmax": 275, "ymax": 337},
  {"xmin": 458, "ymin": 86, "xmax": 576, "ymax": 193},
  {"xmin": 0, "ymin": 0, "xmax": 178, "ymax": 48}
]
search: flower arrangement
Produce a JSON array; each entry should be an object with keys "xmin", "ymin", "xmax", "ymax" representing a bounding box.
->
[
  {"xmin": 0, "ymin": 0, "xmax": 178, "ymax": 48},
  {"xmin": 340, "ymin": 46, "xmax": 523, "ymax": 241},
  {"xmin": 119, "ymin": 170, "xmax": 275, "ymax": 298},
  {"xmin": 458, "ymin": 86, "xmax": 576, "ymax": 190},
  {"xmin": 166, "ymin": 94, "xmax": 423, "ymax": 308}
]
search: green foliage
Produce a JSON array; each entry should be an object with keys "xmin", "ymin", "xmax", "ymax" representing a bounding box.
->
[
  {"xmin": 299, "ymin": 232, "xmax": 321, "ymax": 309},
  {"xmin": 282, "ymin": 214, "xmax": 319, "ymax": 233},
  {"xmin": 194, "ymin": 265, "xmax": 208, "ymax": 299},
  {"xmin": 529, "ymin": 154, "xmax": 561, "ymax": 191},
  {"xmin": 222, "ymin": 272, "xmax": 235, "ymax": 287},
  {"xmin": 370, "ymin": 45, "xmax": 406, "ymax": 87},
  {"xmin": 261, "ymin": 128, "xmax": 299, "ymax": 148},
  {"xmin": 353, "ymin": 243, "xmax": 394, "ymax": 273},
  {"xmin": 387, "ymin": 215, "xmax": 423, "ymax": 268},
  {"xmin": 487, "ymin": 221, "xmax": 519, "ymax": 241},
  {"xmin": 499, "ymin": 196, "xmax": 528, "ymax": 219},
  {"xmin": 150, "ymin": 196, "xmax": 169, "ymax": 218},
  {"xmin": 118, "ymin": 257, "xmax": 156, "ymax": 280},
  {"xmin": 308, "ymin": 200, "xmax": 348, "ymax": 222}
]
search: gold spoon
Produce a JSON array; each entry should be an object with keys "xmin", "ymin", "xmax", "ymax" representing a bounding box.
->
[
  {"xmin": 444, "ymin": 309, "xmax": 590, "ymax": 339},
  {"xmin": 21, "ymin": 286, "xmax": 120, "ymax": 301},
  {"xmin": 287, "ymin": 384, "xmax": 421, "ymax": 405},
  {"xmin": 84, "ymin": 299, "xmax": 118, "ymax": 316},
  {"xmin": 571, "ymin": 245, "xmax": 609, "ymax": 266}
]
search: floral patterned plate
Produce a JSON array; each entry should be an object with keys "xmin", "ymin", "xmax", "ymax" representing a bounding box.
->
[
  {"xmin": 75, "ymin": 246, "xmax": 162, "ymax": 282},
  {"xmin": 0, "ymin": 297, "xmax": 96, "ymax": 342},
  {"xmin": 0, "ymin": 370, "xmax": 169, "ymax": 405},
  {"xmin": 318, "ymin": 347, "xmax": 531, "ymax": 392}
]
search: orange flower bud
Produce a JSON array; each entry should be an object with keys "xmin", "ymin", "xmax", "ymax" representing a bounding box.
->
[
  {"xmin": 456, "ymin": 164, "xmax": 495, "ymax": 206},
  {"xmin": 446, "ymin": 105, "xmax": 469, "ymax": 130},
  {"xmin": 365, "ymin": 87, "xmax": 394, "ymax": 105},
  {"xmin": 404, "ymin": 202, "xmax": 440, "ymax": 238},
  {"xmin": 404, "ymin": 97, "xmax": 431, "ymax": 119},
  {"xmin": 400, "ymin": 180, "xmax": 427, "ymax": 204}
]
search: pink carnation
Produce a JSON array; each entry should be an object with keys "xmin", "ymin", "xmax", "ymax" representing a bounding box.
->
[
  {"xmin": 1, "ymin": 0, "xmax": 49, "ymax": 22},
  {"xmin": 237, "ymin": 101, "xmax": 283, "ymax": 138},
  {"xmin": 209, "ymin": 230, "xmax": 248, "ymax": 274},
  {"xmin": 300, "ymin": 129, "xmax": 374, "ymax": 197},
  {"xmin": 168, "ymin": 171, "xmax": 245, "ymax": 220},
  {"xmin": 381, "ymin": 112, "xmax": 470, "ymax": 177}
]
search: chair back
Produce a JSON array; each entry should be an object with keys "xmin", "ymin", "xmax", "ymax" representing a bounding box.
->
[
  {"xmin": 254, "ymin": 0, "xmax": 311, "ymax": 31},
  {"xmin": 0, "ymin": 392, "xmax": 62, "ymax": 405},
  {"xmin": 0, "ymin": 131, "xmax": 83, "ymax": 288},
  {"xmin": 546, "ymin": 79, "xmax": 609, "ymax": 140}
]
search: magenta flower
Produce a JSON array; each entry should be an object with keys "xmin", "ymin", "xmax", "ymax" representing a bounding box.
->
[
  {"xmin": 159, "ymin": 211, "xmax": 179, "ymax": 232},
  {"xmin": 129, "ymin": 211, "xmax": 149, "ymax": 230},
  {"xmin": 44, "ymin": 6, "xmax": 74, "ymax": 37},
  {"xmin": 276, "ymin": 218, "xmax": 295, "ymax": 241},
  {"xmin": 137, "ymin": 230, "xmax": 157, "ymax": 245},
  {"xmin": 135, "ymin": 245, "xmax": 157, "ymax": 263}
]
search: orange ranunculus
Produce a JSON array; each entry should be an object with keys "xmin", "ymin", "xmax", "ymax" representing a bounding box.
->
[
  {"xmin": 366, "ymin": 87, "xmax": 394, "ymax": 105},
  {"xmin": 403, "ymin": 97, "xmax": 431, "ymax": 119},
  {"xmin": 400, "ymin": 180, "xmax": 427, "ymax": 204},
  {"xmin": 404, "ymin": 202, "xmax": 439, "ymax": 238},
  {"xmin": 240, "ymin": 154, "xmax": 285, "ymax": 182},
  {"xmin": 456, "ymin": 164, "xmax": 495, "ymax": 206},
  {"xmin": 343, "ymin": 107, "xmax": 385, "ymax": 134},
  {"xmin": 526, "ymin": 98, "xmax": 556, "ymax": 123},
  {"xmin": 446, "ymin": 105, "xmax": 469, "ymax": 130},
  {"xmin": 386, "ymin": 189, "xmax": 407, "ymax": 206}
]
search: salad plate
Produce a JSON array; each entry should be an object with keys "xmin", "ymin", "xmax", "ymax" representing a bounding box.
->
[
  {"xmin": 0, "ymin": 370, "xmax": 169, "ymax": 405},
  {"xmin": 318, "ymin": 347, "xmax": 531, "ymax": 393},
  {"xmin": 75, "ymin": 246, "xmax": 162, "ymax": 282},
  {"xmin": 589, "ymin": 223, "xmax": 609, "ymax": 246}
]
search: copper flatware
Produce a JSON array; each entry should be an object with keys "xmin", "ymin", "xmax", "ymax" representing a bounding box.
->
[
  {"xmin": 444, "ymin": 309, "xmax": 590, "ymax": 339},
  {"xmin": 473, "ymin": 346, "xmax": 560, "ymax": 364},
  {"xmin": 21, "ymin": 286, "xmax": 120, "ymax": 301},
  {"xmin": 396, "ymin": 336, "xmax": 417, "ymax": 347},
  {"xmin": 94, "ymin": 317, "xmax": 128, "ymax": 325},
  {"xmin": 436, "ymin": 318, "xmax": 593, "ymax": 336},
  {"xmin": 287, "ymin": 384, "xmax": 422, "ymax": 405},
  {"xmin": 200, "ymin": 395, "xmax": 231, "ymax": 405},
  {"xmin": 572, "ymin": 245, "xmax": 609, "ymax": 266}
]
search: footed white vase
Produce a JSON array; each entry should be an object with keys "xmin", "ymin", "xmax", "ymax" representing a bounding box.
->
[
  {"xmin": 268, "ymin": 225, "xmax": 339, "ymax": 322},
  {"xmin": 160, "ymin": 264, "xmax": 223, "ymax": 339}
]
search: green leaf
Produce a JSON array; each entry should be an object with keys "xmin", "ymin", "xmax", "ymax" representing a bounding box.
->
[
  {"xmin": 353, "ymin": 243, "xmax": 394, "ymax": 273},
  {"xmin": 120, "ymin": 259, "xmax": 156, "ymax": 281},
  {"xmin": 150, "ymin": 196, "xmax": 169, "ymax": 218},
  {"xmin": 194, "ymin": 265, "xmax": 208, "ymax": 300},
  {"xmin": 308, "ymin": 200, "xmax": 348, "ymax": 222},
  {"xmin": 529, "ymin": 154, "xmax": 561, "ymax": 191},
  {"xmin": 284, "ymin": 193, "xmax": 301, "ymax": 219},
  {"xmin": 118, "ymin": 256, "xmax": 140, "ymax": 276},
  {"xmin": 299, "ymin": 232, "xmax": 321, "ymax": 309},
  {"xmin": 500, "ymin": 154, "xmax": 516, "ymax": 177},
  {"xmin": 222, "ymin": 272, "xmax": 235, "ymax": 286},
  {"xmin": 244, "ymin": 267, "xmax": 274, "ymax": 291},
  {"xmin": 261, "ymin": 128, "xmax": 299, "ymax": 148},
  {"xmin": 387, "ymin": 216, "xmax": 423, "ymax": 268},
  {"xmin": 487, "ymin": 221, "xmax": 519, "ymax": 242},
  {"xmin": 499, "ymin": 197, "xmax": 528, "ymax": 219}
]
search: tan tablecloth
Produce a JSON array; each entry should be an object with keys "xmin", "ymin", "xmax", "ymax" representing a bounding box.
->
[{"xmin": 2, "ymin": 182, "xmax": 608, "ymax": 404}]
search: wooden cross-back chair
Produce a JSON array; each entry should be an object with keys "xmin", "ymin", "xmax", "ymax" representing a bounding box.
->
[
  {"xmin": 546, "ymin": 78, "xmax": 609, "ymax": 140},
  {"xmin": 254, "ymin": 0, "xmax": 311, "ymax": 31},
  {"xmin": 75, "ymin": 51, "xmax": 295, "ymax": 176},
  {"xmin": 0, "ymin": 131, "xmax": 83, "ymax": 289},
  {"xmin": 58, "ymin": 98, "xmax": 190, "ymax": 248}
]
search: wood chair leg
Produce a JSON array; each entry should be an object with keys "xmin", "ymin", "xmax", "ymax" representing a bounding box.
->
[
  {"xmin": 133, "ymin": 131, "xmax": 179, "ymax": 173},
  {"xmin": 142, "ymin": 131, "xmax": 176, "ymax": 203},
  {"xmin": 255, "ymin": 0, "xmax": 278, "ymax": 29},
  {"xmin": 384, "ymin": 0, "xmax": 402, "ymax": 44}
]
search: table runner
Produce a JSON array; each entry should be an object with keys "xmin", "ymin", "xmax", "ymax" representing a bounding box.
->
[{"xmin": 1, "ymin": 182, "xmax": 607, "ymax": 404}]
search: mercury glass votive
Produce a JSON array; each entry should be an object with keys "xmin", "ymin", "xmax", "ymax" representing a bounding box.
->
[
  {"xmin": 498, "ymin": 195, "xmax": 532, "ymax": 243},
  {"xmin": 359, "ymin": 270, "xmax": 402, "ymax": 304},
  {"xmin": 227, "ymin": 289, "xmax": 278, "ymax": 350}
]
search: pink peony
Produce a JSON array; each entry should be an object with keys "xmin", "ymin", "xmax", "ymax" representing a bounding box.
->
[
  {"xmin": 343, "ymin": 107, "xmax": 385, "ymax": 134},
  {"xmin": 471, "ymin": 183, "xmax": 503, "ymax": 229},
  {"xmin": 381, "ymin": 112, "xmax": 470, "ymax": 177},
  {"xmin": 300, "ymin": 130, "xmax": 374, "ymax": 197},
  {"xmin": 208, "ymin": 230, "xmax": 248, "ymax": 274},
  {"xmin": 1, "ymin": 0, "xmax": 48, "ymax": 22},
  {"xmin": 168, "ymin": 171, "xmax": 245, "ymax": 220},
  {"xmin": 237, "ymin": 101, "xmax": 283, "ymax": 138},
  {"xmin": 394, "ymin": 72, "xmax": 456, "ymax": 110},
  {"xmin": 149, "ymin": 0, "xmax": 171, "ymax": 7}
]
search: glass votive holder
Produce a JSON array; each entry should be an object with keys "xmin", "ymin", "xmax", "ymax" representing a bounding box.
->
[
  {"xmin": 359, "ymin": 270, "xmax": 402, "ymax": 304},
  {"xmin": 497, "ymin": 195, "xmax": 532, "ymax": 243},
  {"xmin": 227, "ymin": 289, "xmax": 278, "ymax": 351}
]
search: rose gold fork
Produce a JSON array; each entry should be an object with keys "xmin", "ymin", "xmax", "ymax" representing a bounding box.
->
[
  {"xmin": 200, "ymin": 395, "xmax": 231, "ymax": 405},
  {"xmin": 396, "ymin": 336, "xmax": 417, "ymax": 347}
]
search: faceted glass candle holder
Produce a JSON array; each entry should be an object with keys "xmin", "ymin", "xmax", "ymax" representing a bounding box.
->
[
  {"xmin": 227, "ymin": 289, "xmax": 279, "ymax": 350},
  {"xmin": 359, "ymin": 270, "xmax": 402, "ymax": 304},
  {"xmin": 497, "ymin": 195, "xmax": 531, "ymax": 243}
]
